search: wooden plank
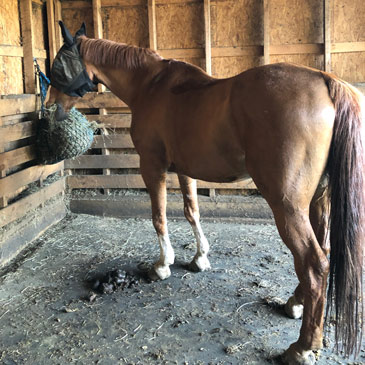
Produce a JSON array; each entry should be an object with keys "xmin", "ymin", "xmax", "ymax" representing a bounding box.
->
[
  {"xmin": 46, "ymin": 0, "xmax": 57, "ymax": 64},
  {"xmin": 0, "ymin": 178, "xmax": 65, "ymax": 228},
  {"xmin": 331, "ymin": 42, "xmax": 365, "ymax": 53},
  {"xmin": 33, "ymin": 48, "xmax": 47, "ymax": 59},
  {"xmin": 148, "ymin": 0, "xmax": 157, "ymax": 51},
  {"xmin": 0, "ymin": 95, "xmax": 37, "ymax": 117},
  {"xmin": 92, "ymin": 134, "xmax": 135, "ymax": 149},
  {"xmin": 211, "ymin": 46, "xmax": 262, "ymax": 57},
  {"xmin": 61, "ymin": 1, "xmax": 92, "ymax": 9},
  {"xmin": 159, "ymin": 48, "xmax": 205, "ymax": 59},
  {"xmin": 204, "ymin": 0, "xmax": 211, "ymax": 75},
  {"xmin": 86, "ymin": 114, "xmax": 131, "ymax": 128},
  {"xmin": 54, "ymin": 0, "xmax": 63, "ymax": 51},
  {"xmin": 0, "ymin": 121, "xmax": 37, "ymax": 144},
  {"xmin": 20, "ymin": 0, "xmax": 36, "ymax": 94},
  {"xmin": 0, "ymin": 145, "xmax": 37, "ymax": 172},
  {"xmin": 65, "ymin": 154, "xmax": 140, "ymax": 169},
  {"xmin": 323, "ymin": 0, "xmax": 331, "ymax": 72},
  {"xmin": 263, "ymin": 0, "xmax": 270, "ymax": 64},
  {"xmin": 269, "ymin": 43, "xmax": 323, "ymax": 55},
  {"xmin": 0, "ymin": 162, "xmax": 63, "ymax": 196},
  {"xmin": 0, "ymin": 45, "xmax": 23, "ymax": 57},
  {"xmin": 75, "ymin": 92, "xmax": 128, "ymax": 109},
  {"xmin": 67, "ymin": 174, "xmax": 257, "ymax": 190}
]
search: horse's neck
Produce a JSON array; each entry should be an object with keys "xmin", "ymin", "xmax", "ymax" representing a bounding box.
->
[{"xmin": 88, "ymin": 59, "xmax": 163, "ymax": 109}]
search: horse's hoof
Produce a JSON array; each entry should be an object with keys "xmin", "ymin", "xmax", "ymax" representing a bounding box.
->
[
  {"xmin": 285, "ymin": 295, "xmax": 304, "ymax": 319},
  {"xmin": 281, "ymin": 344, "xmax": 316, "ymax": 365},
  {"xmin": 189, "ymin": 255, "xmax": 211, "ymax": 272},
  {"xmin": 148, "ymin": 264, "xmax": 171, "ymax": 281}
]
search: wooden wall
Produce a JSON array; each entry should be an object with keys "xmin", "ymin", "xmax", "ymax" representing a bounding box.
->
[{"xmin": 0, "ymin": 0, "xmax": 65, "ymax": 267}]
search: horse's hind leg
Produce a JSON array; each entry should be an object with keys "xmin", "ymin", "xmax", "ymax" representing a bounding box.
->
[
  {"xmin": 140, "ymin": 160, "xmax": 174, "ymax": 280},
  {"xmin": 178, "ymin": 175, "xmax": 211, "ymax": 272},
  {"xmin": 285, "ymin": 178, "xmax": 329, "ymax": 322},
  {"xmin": 267, "ymin": 198, "xmax": 329, "ymax": 365}
]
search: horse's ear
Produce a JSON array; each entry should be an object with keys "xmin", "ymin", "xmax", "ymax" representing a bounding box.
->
[
  {"xmin": 75, "ymin": 22, "xmax": 87, "ymax": 38},
  {"xmin": 59, "ymin": 21, "xmax": 73, "ymax": 46}
]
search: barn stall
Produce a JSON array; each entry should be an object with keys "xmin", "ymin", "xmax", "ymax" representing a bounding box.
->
[{"xmin": 0, "ymin": 0, "xmax": 364, "ymax": 364}]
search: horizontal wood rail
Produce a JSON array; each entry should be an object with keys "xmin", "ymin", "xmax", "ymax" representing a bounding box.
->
[
  {"xmin": 0, "ymin": 121, "xmax": 37, "ymax": 144},
  {"xmin": 0, "ymin": 95, "xmax": 37, "ymax": 117},
  {"xmin": 0, "ymin": 162, "xmax": 63, "ymax": 197},
  {"xmin": 0, "ymin": 45, "xmax": 47, "ymax": 58},
  {"xmin": 0, "ymin": 178, "xmax": 65, "ymax": 228},
  {"xmin": 68, "ymin": 174, "xmax": 256, "ymax": 190},
  {"xmin": 0, "ymin": 145, "xmax": 37, "ymax": 172},
  {"xmin": 91, "ymin": 135, "xmax": 134, "ymax": 149},
  {"xmin": 87, "ymin": 114, "xmax": 131, "ymax": 128},
  {"xmin": 65, "ymin": 154, "xmax": 140, "ymax": 169}
]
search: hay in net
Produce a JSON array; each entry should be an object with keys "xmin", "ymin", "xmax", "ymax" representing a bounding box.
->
[{"xmin": 37, "ymin": 104, "xmax": 98, "ymax": 165}]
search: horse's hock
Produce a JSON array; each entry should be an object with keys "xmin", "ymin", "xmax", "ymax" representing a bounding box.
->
[{"xmin": 1, "ymin": 1, "xmax": 364, "ymax": 364}]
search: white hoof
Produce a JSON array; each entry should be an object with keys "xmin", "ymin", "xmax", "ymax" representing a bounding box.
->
[
  {"xmin": 282, "ymin": 344, "xmax": 316, "ymax": 365},
  {"xmin": 285, "ymin": 295, "xmax": 304, "ymax": 319},
  {"xmin": 189, "ymin": 255, "xmax": 211, "ymax": 272},
  {"xmin": 149, "ymin": 263, "xmax": 171, "ymax": 281}
]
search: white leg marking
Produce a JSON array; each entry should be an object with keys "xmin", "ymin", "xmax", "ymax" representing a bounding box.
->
[
  {"xmin": 191, "ymin": 213, "xmax": 211, "ymax": 271},
  {"xmin": 153, "ymin": 232, "xmax": 175, "ymax": 280}
]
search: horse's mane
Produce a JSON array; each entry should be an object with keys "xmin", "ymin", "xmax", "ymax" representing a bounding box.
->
[{"xmin": 79, "ymin": 36, "xmax": 162, "ymax": 69}]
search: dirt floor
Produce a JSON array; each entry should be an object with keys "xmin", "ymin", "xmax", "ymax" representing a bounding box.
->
[{"xmin": 0, "ymin": 209, "xmax": 364, "ymax": 364}]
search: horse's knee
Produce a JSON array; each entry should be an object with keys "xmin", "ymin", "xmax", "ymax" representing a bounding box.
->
[{"xmin": 152, "ymin": 213, "xmax": 166, "ymax": 234}]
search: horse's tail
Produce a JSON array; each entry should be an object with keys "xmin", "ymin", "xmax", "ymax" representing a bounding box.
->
[{"xmin": 322, "ymin": 72, "xmax": 364, "ymax": 357}]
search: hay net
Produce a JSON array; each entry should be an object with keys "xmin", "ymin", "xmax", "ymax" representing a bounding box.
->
[{"xmin": 37, "ymin": 104, "xmax": 98, "ymax": 165}]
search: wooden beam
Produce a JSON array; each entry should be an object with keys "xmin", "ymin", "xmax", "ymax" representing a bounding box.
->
[
  {"xmin": 0, "ymin": 146, "xmax": 37, "ymax": 172},
  {"xmin": 67, "ymin": 174, "xmax": 257, "ymax": 190},
  {"xmin": 324, "ymin": 0, "xmax": 331, "ymax": 72},
  {"xmin": 0, "ymin": 95, "xmax": 37, "ymax": 117},
  {"xmin": 0, "ymin": 121, "xmax": 37, "ymax": 144},
  {"xmin": 86, "ymin": 114, "xmax": 131, "ymax": 128},
  {"xmin": 0, "ymin": 45, "xmax": 23, "ymax": 57},
  {"xmin": 270, "ymin": 43, "xmax": 323, "ymax": 55},
  {"xmin": 211, "ymin": 46, "xmax": 262, "ymax": 58},
  {"xmin": 148, "ymin": 0, "xmax": 157, "ymax": 51},
  {"xmin": 65, "ymin": 154, "xmax": 140, "ymax": 169},
  {"xmin": 0, "ymin": 162, "xmax": 63, "ymax": 197},
  {"xmin": 20, "ymin": 0, "xmax": 36, "ymax": 94},
  {"xmin": 46, "ymin": 0, "xmax": 57, "ymax": 64},
  {"xmin": 204, "ymin": 0, "xmax": 211, "ymax": 75},
  {"xmin": 331, "ymin": 42, "xmax": 365, "ymax": 53},
  {"xmin": 92, "ymin": 134, "xmax": 134, "ymax": 149},
  {"xmin": 263, "ymin": 0, "xmax": 270, "ymax": 64},
  {"xmin": 54, "ymin": 0, "xmax": 63, "ymax": 51}
]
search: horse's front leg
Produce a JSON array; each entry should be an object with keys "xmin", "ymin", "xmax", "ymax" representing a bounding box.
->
[
  {"xmin": 178, "ymin": 175, "xmax": 211, "ymax": 272},
  {"xmin": 140, "ymin": 160, "xmax": 174, "ymax": 281}
]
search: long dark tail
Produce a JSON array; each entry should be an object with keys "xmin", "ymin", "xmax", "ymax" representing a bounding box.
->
[{"xmin": 322, "ymin": 72, "xmax": 364, "ymax": 357}]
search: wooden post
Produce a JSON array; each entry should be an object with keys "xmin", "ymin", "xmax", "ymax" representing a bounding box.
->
[
  {"xmin": 93, "ymin": 0, "xmax": 110, "ymax": 194},
  {"xmin": 204, "ymin": 0, "xmax": 212, "ymax": 75},
  {"xmin": 19, "ymin": 0, "xmax": 36, "ymax": 94},
  {"xmin": 148, "ymin": 0, "xmax": 157, "ymax": 50},
  {"xmin": 54, "ymin": 0, "xmax": 63, "ymax": 51},
  {"xmin": 323, "ymin": 0, "xmax": 331, "ymax": 72},
  {"xmin": 263, "ymin": 0, "xmax": 270, "ymax": 65},
  {"xmin": 204, "ymin": 0, "xmax": 214, "ymax": 198},
  {"xmin": 46, "ymin": 0, "xmax": 57, "ymax": 65}
]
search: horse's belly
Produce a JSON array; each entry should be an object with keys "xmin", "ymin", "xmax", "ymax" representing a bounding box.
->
[{"xmin": 170, "ymin": 151, "xmax": 249, "ymax": 183}]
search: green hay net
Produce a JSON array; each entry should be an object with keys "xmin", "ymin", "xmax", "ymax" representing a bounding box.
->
[{"xmin": 37, "ymin": 104, "xmax": 98, "ymax": 165}]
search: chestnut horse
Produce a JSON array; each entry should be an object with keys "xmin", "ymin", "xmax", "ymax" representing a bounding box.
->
[{"xmin": 47, "ymin": 23, "xmax": 364, "ymax": 364}]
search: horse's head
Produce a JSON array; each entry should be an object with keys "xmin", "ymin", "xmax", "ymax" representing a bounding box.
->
[{"xmin": 46, "ymin": 21, "xmax": 96, "ymax": 120}]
